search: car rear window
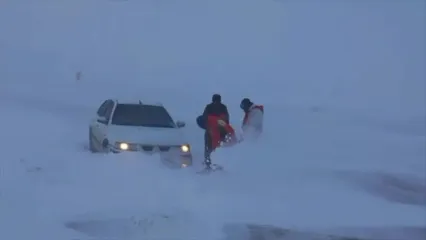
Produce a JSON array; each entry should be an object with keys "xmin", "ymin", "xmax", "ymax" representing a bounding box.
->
[{"xmin": 111, "ymin": 104, "xmax": 176, "ymax": 128}]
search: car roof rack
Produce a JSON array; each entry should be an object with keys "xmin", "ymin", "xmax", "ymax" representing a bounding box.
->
[{"xmin": 113, "ymin": 99, "xmax": 163, "ymax": 106}]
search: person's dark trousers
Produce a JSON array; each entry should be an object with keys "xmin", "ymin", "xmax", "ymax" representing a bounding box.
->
[{"xmin": 204, "ymin": 131, "xmax": 213, "ymax": 167}]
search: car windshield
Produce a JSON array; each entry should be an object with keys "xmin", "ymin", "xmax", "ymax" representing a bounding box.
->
[{"xmin": 111, "ymin": 104, "xmax": 176, "ymax": 128}]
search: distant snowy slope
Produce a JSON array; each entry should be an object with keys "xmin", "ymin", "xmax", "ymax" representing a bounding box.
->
[{"xmin": 1, "ymin": 0, "xmax": 424, "ymax": 119}]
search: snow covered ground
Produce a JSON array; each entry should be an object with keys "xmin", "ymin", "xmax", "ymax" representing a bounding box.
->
[{"xmin": 0, "ymin": 0, "xmax": 425, "ymax": 240}]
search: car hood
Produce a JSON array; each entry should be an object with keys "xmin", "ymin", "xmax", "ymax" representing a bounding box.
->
[{"xmin": 108, "ymin": 125, "xmax": 187, "ymax": 145}]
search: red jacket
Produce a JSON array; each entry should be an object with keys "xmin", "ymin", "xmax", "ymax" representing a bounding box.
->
[{"xmin": 207, "ymin": 114, "xmax": 235, "ymax": 150}]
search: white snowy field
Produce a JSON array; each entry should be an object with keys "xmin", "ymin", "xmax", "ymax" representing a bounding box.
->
[{"xmin": 0, "ymin": 0, "xmax": 425, "ymax": 240}]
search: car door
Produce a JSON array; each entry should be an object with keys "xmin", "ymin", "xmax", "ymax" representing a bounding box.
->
[
  {"xmin": 90, "ymin": 100, "xmax": 111, "ymax": 145},
  {"xmin": 99, "ymin": 100, "xmax": 116, "ymax": 144},
  {"xmin": 98, "ymin": 100, "xmax": 115, "ymax": 141}
]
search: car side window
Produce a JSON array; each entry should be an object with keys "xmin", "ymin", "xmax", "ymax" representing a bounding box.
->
[
  {"xmin": 104, "ymin": 101, "xmax": 115, "ymax": 121},
  {"xmin": 97, "ymin": 100, "xmax": 109, "ymax": 117}
]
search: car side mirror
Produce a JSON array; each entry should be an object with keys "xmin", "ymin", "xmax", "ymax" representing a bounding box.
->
[
  {"xmin": 176, "ymin": 120, "xmax": 186, "ymax": 128},
  {"xmin": 97, "ymin": 116, "xmax": 109, "ymax": 125}
]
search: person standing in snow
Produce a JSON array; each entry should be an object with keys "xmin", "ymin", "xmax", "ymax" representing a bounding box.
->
[
  {"xmin": 202, "ymin": 94, "xmax": 229, "ymax": 124},
  {"xmin": 240, "ymin": 98, "xmax": 264, "ymax": 139},
  {"xmin": 196, "ymin": 94, "xmax": 235, "ymax": 168}
]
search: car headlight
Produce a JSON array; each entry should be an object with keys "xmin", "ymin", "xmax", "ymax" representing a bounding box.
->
[
  {"xmin": 119, "ymin": 142, "xmax": 129, "ymax": 150},
  {"xmin": 181, "ymin": 144, "xmax": 190, "ymax": 153}
]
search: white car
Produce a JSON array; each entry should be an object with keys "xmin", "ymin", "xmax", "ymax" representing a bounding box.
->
[{"xmin": 89, "ymin": 99, "xmax": 192, "ymax": 168}]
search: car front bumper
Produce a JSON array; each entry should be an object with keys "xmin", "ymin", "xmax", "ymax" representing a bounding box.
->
[{"xmin": 109, "ymin": 146, "xmax": 193, "ymax": 168}]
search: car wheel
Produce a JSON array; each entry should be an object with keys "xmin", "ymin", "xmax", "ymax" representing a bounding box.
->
[{"xmin": 89, "ymin": 128, "xmax": 98, "ymax": 153}]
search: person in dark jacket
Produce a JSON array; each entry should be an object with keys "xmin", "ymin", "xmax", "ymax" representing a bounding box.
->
[
  {"xmin": 196, "ymin": 94, "xmax": 232, "ymax": 169},
  {"xmin": 202, "ymin": 94, "xmax": 229, "ymax": 123},
  {"xmin": 196, "ymin": 94, "xmax": 228, "ymax": 130}
]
